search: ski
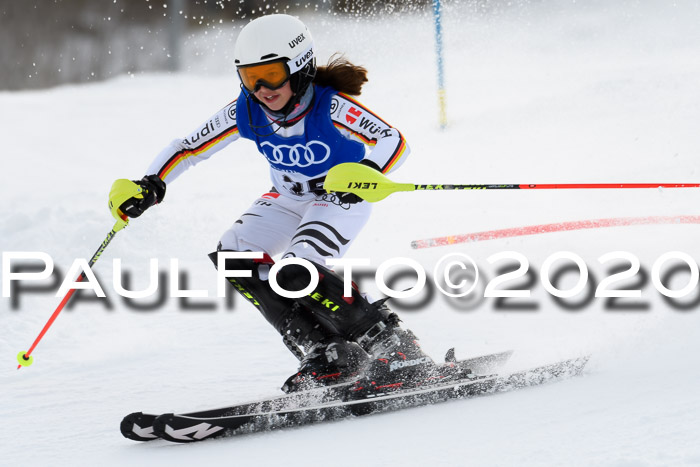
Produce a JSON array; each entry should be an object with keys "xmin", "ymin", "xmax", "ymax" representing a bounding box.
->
[
  {"xmin": 151, "ymin": 356, "xmax": 588, "ymax": 443},
  {"xmin": 120, "ymin": 349, "xmax": 513, "ymax": 442},
  {"xmin": 120, "ymin": 379, "xmax": 351, "ymax": 442}
]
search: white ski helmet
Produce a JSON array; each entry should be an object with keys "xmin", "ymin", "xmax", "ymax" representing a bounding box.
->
[{"xmin": 234, "ymin": 14, "xmax": 316, "ymax": 99}]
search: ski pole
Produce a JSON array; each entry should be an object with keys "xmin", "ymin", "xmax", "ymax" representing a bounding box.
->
[
  {"xmin": 324, "ymin": 163, "xmax": 700, "ymax": 203},
  {"xmin": 16, "ymin": 218, "xmax": 127, "ymax": 370},
  {"xmin": 16, "ymin": 182, "xmax": 133, "ymax": 370}
]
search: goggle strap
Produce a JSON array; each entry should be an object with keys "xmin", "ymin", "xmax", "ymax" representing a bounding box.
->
[{"xmin": 287, "ymin": 42, "xmax": 314, "ymax": 74}]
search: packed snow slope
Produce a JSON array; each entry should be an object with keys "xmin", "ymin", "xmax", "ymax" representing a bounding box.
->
[{"xmin": 2, "ymin": 2, "xmax": 700, "ymax": 466}]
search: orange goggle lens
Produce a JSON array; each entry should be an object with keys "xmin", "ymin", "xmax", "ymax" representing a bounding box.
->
[{"xmin": 238, "ymin": 61, "xmax": 290, "ymax": 92}]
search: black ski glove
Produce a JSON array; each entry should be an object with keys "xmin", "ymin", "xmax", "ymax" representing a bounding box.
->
[
  {"xmin": 120, "ymin": 174, "xmax": 167, "ymax": 218},
  {"xmin": 333, "ymin": 159, "xmax": 381, "ymax": 204},
  {"xmin": 336, "ymin": 191, "xmax": 365, "ymax": 204}
]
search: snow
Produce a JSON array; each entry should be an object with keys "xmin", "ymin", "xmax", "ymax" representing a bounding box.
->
[{"xmin": 2, "ymin": 2, "xmax": 700, "ymax": 466}]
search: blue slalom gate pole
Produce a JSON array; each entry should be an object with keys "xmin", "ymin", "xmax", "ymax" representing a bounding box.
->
[{"xmin": 433, "ymin": 0, "xmax": 447, "ymax": 128}]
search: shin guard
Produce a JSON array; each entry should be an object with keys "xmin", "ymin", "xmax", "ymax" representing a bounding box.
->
[{"xmin": 275, "ymin": 261, "xmax": 391, "ymax": 341}]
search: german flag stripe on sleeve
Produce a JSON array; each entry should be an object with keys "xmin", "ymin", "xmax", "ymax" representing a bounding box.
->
[
  {"xmin": 158, "ymin": 125, "xmax": 239, "ymax": 180},
  {"xmin": 333, "ymin": 121, "xmax": 378, "ymax": 146},
  {"xmin": 381, "ymin": 131, "xmax": 407, "ymax": 173}
]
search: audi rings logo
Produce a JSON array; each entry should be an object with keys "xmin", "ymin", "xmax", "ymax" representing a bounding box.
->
[{"xmin": 261, "ymin": 141, "xmax": 331, "ymax": 168}]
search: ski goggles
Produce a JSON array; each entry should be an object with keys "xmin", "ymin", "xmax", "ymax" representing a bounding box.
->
[
  {"xmin": 237, "ymin": 60, "xmax": 290, "ymax": 93},
  {"xmin": 237, "ymin": 43, "xmax": 315, "ymax": 93}
]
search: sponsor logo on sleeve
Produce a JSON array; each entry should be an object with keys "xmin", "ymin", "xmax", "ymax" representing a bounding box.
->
[
  {"xmin": 358, "ymin": 117, "xmax": 391, "ymax": 137},
  {"xmin": 345, "ymin": 107, "xmax": 362, "ymax": 125},
  {"xmin": 183, "ymin": 120, "xmax": 218, "ymax": 145}
]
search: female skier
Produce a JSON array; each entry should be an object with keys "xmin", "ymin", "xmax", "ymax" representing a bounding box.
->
[{"xmin": 110, "ymin": 14, "xmax": 436, "ymax": 393}]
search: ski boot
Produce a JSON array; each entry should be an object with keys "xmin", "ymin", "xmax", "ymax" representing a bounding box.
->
[
  {"xmin": 273, "ymin": 261, "xmax": 439, "ymax": 393},
  {"xmin": 282, "ymin": 335, "xmax": 369, "ymax": 393},
  {"xmin": 348, "ymin": 303, "xmax": 450, "ymax": 398}
]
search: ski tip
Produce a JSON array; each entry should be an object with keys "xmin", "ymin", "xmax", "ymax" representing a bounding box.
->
[
  {"xmin": 552, "ymin": 355, "xmax": 591, "ymax": 376},
  {"xmin": 121, "ymin": 412, "xmax": 160, "ymax": 442},
  {"xmin": 444, "ymin": 348, "xmax": 457, "ymax": 363}
]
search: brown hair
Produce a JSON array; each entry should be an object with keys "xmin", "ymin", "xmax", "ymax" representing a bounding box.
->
[{"xmin": 313, "ymin": 55, "xmax": 368, "ymax": 96}]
